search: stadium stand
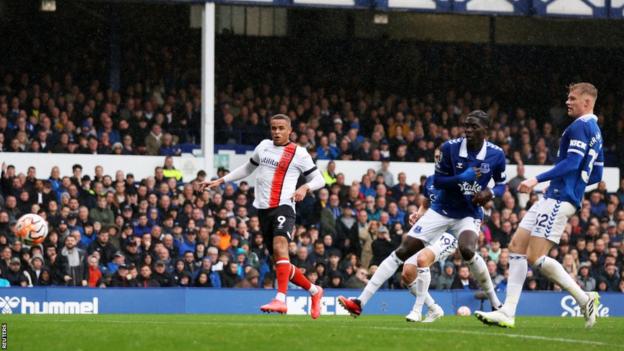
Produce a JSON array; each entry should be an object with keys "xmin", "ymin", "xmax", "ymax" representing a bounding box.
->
[
  {"xmin": 0, "ymin": 155, "xmax": 622, "ymax": 293},
  {"xmin": 0, "ymin": 3, "xmax": 623, "ymax": 294}
]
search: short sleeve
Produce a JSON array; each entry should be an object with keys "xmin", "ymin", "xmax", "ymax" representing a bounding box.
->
[
  {"xmin": 493, "ymin": 153, "xmax": 507, "ymax": 184},
  {"xmin": 297, "ymin": 147, "xmax": 318, "ymax": 176},
  {"xmin": 249, "ymin": 140, "xmax": 266, "ymax": 166},
  {"xmin": 566, "ymin": 123, "xmax": 590, "ymax": 158}
]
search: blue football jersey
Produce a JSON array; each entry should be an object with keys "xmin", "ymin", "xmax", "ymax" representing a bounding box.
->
[
  {"xmin": 432, "ymin": 138, "xmax": 506, "ymax": 219},
  {"xmin": 422, "ymin": 175, "xmax": 439, "ymax": 204},
  {"xmin": 545, "ymin": 114, "xmax": 604, "ymax": 207},
  {"xmin": 424, "ymin": 174, "xmax": 484, "ymax": 220}
]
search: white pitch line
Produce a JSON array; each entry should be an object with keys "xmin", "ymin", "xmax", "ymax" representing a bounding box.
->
[{"xmin": 36, "ymin": 318, "xmax": 618, "ymax": 348}]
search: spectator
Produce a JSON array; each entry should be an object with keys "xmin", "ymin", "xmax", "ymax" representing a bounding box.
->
[
  {"xmin": 152, "ymin": 260, "xmax": 175, "ymax": 287},
  {"xmin": 437, "ymin": 262, "xmax": 455, "ymax": 290},
  {"xmin": 451, "ymin": 265, "xmax": 478, "ymax": 290},
  {"xmin": 4, "ymin": 258, "xmax": 27, "ymax": 287},
  {"xmin": 234, "ymin": 268, "xmax": 260, "ymax": 288},
  {"xmin": 137, "ymin": 265, "xmax": 160, "ymax": 288},
  {"xmin": 371, "ymin": 226, "xmax": 394, "ymax": 266},
  {"xmin": 145, "ymin": 124, "xmax": 163, "ymax": 155},
  {"xmin": 86, "ymin": 254, "xmax": 103, "ymax": 287},
  {"xmin": 577, "ymin": 262, "xmax": 596, "ymax": 292},
  {"xmin": 89, "ymin": 196, "xmax": 115, "ymax": 227},
  {"xmin": 110, "ymin": 264, "xmax": 136, "ymax": 287},
  {"xmin": 602, "ymin": 263, "xmax": 620, "ymax": 291},
  {"xmin": 345, "ymin": 267, "xmax": 369, "ymax": 289},
  {"xmin": 322, "ymin": 161, "xmax": 337, "ymax": 186},
  {"xmin": 162, "ymin": 156, "xmax": 183, "ymax": 182},
  {"xmin": 59, "ymin": 236, "xmax": 88, "ymax": 287},
  {"xmin": 221, "ymin": 262, "xmax": 241, "ymax": 288},
  {"xmin": 87, "ymin": 231, "xmax": 116, "ymax": 266}
]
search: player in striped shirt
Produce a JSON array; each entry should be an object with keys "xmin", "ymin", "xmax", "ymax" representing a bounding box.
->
[
  {"xmin": 203, "ymin": 114, "xmax": 326, "ymax": 318},
  {"xmin": 476, "ymin": 82, "xmax": 603, "ymax": 328}
]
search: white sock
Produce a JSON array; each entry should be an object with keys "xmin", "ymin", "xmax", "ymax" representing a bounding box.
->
[
  {"xmin": 275, "ymin": 292, "xmax": 286, "ymax": 302},
  {"xmin": 358, "ymin": 251, "xmax": 402, "ymax": 306},
  {"xmin": 467, "ymin": 254, "xmax": 502, "ymax": 309},
  {"xmin": 309, "ymin": 285, "xmax": 319, "ymax": 295},
  {"xmin": 501, "ymin": 253, "xmax": 527, "ymax": 316},
  {"xmin": 424, "ymin": 293, "xmax": 435, "ymax": 309},
  {"xmin": 535, "ymin": 256, "xmax": 589, "ymax": 305},
  {"xmin": 408, "ymin": 267, "xmax": 431, "ymax": 314}
]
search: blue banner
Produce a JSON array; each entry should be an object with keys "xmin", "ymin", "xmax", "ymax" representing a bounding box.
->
[
  {"xmin": 452, "ymin": 0, "xmax": 529, "ymax": 15},
  {"xmin": 610, "ymin": 0, "xmax": 624, "ymax": 18},
  {"xmin": 144, "ymin": 0, "xmax": 624, "ymax": 19},
  {"xmin": 0, "ymin": 288, "xmax": 622, "ymax": 317},
  {"xmin": 532, "ymin": 0, "xmax": 608, "ymax": 18}
]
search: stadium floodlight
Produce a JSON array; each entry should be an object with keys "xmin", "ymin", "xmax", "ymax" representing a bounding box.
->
[
  {"xmin": 373, "ymin": 13, "xmax": 388, "ymax": 24},
  {"xmin": 40, "ymin": 0, "xmax": 56, "ymax": 12}
]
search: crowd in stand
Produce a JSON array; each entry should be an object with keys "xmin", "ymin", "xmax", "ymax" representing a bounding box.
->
[
  {"xmin": 1, "ymin": 37, "xmax": 623, "ymax": 292},
  {"xmin": 1, "ymin": 40, "xmax": 624, "ymax": 171},
  {"xmin": 0, "ymin": 156, "xmax": 623, "ymax": 293},
  {"xmin": 1, "ymin": 68, "xmax": 623, "ymax": 169}
]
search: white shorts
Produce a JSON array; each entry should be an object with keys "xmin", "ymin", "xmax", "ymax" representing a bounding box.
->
[
  {"xmin": 519, "ymin": 198, "xmax": 576, "ymax": 244},
  {"xmin": 404, "ymin": 233, "xmax": 458, "ymax": 266},
  {"xmin": 407, "ymin": 209, "xmax": 481, "ymax": 245}
]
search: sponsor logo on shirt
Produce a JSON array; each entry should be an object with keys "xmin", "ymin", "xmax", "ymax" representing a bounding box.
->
[
  {"xmin": 458, "ymin": 181, "xmax": 482, "ymax": 195},
  {"xmin": 569, "ymin": 139, "xmax": 587, "ymax": 150},
  {"xmin": 260, "ymin": 157, "xmax": 280, "ymax": 167}
]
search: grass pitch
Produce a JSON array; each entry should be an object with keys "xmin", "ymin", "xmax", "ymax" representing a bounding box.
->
[{"xmin": 2, "ymin": 314, "xmax": 623, "ymax": 351}]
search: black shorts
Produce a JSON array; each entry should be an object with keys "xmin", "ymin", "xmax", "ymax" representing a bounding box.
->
[{"xmin": 257, "ymin": 205, "xmax": 296, "ymax": 249}]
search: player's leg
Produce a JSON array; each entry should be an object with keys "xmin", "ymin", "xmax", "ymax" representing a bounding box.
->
[
  {"xmin": 402, "ymin": 248, "xmax": 439, "ymax": 322},
  {"xmin": 288, "ymin": 262, "xmax": 323, "ymax": 319},
  {"xmin": 260, "ymin": 234, "xmax": 290, "ymax": 313},
  {"xmin": 456, "ymin": 218, "xmax": 502, "ymax": 310},
  {"xmin": 402, "ymin": 233, "xmax": 455, "ymax": 322},
  {"xmin": 261, "ymin": 206, "xmax": 317, "ymax": 314},
  {"xmin": 338, "ymin": 210, "xmax": 448, "ymax": 316},
  {"xmin": 500, "ymin": 227, "xmax": 530, "ymax": 315},
  {"xmin": 476, "ymin": 200, "xmax": 539, "ymax": 327},
  {"xmin": 338, "ymin": 236, "xmax": 424, "ymax": 316},
  {"xmin": 526, "ymin": 199, "xmax": 598, "ymax": 328},
  {"xmin": 402, "ymin": 249, "xmax": 433, "ymax": 322}
]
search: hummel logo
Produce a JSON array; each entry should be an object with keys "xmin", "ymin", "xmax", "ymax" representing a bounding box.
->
[{"xmin": 456, "ymin": 162, "xmax": 463, "ymax": 169}]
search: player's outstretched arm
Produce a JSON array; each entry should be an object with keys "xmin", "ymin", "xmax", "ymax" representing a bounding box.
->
[
  {"xmin": 198, "ymin": 177, "xmax": 225, "ymax": 190},
  {"xmin": 198, "ymin": 160, "xmax": 257, "ymax": 190},
  {"xmin": 518, "ymin": 153, "xmax": 583, "ymax": 193}
]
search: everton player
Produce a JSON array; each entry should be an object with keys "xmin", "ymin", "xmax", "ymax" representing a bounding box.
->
[
  {"xmin": 339, "ymin": 110, "xmax": 505, "ymax": 316},
  {"xmin": 476, "ymin": 83, "xmax": 603, "ymax": 328}
]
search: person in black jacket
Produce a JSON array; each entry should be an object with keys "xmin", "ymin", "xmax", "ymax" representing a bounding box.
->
[
  {"xmin": 109, "ymin": 264, "xmax": 137, "ymax": 287},
  {"xmin": 152, "ymin": 260, "xmax": 175, "ymax": 287},
  {"xmin": 87, "ymin": 231, "xmax": 116, "ymax": 265},
  {"xmin": 136, "ymin": 265, "xmax": 160, "ymax": 288},
  {"xmin": 451, "ymin": 265, "xmax": 478, "ymax": 290},
  {"xmin": 3, "ymin": 258, "xmax": 28, "ymax": 286},
  {"xmin": 220, "ymin": 262, "xmax": 241, "ymax": 287},
  {"xmin": 371, "ymin": 227, "xmax": 395, "ymax": 267}
]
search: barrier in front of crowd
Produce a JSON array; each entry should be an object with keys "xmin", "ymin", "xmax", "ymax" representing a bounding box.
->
[
  {"xmin": 1, "ymin": 288, "xmax": 621, "ymax": 316},
  {"xmin": 1, "ymin": 151, "xmax": 620, "ymax": 192}
]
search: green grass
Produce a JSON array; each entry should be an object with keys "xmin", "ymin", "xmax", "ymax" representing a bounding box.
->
[{"xmin": 2, "ymin": 314, "xmax": 623, "ymax": 351}]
